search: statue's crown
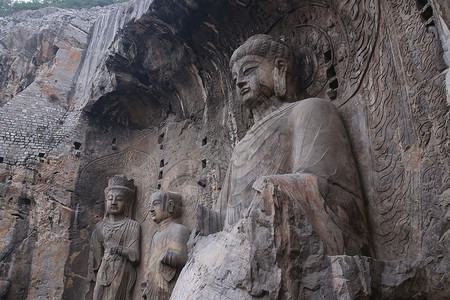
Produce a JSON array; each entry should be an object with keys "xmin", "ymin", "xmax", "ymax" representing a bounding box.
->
[{"xmin": 106, "ymin": 174, "xmax": 135, "ymax": 193}]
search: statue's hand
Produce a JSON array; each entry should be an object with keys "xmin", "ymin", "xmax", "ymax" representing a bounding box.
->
[
  {"xmin": 109, "ymin": 245, "xmax": 123, "ymax": 256},
  {"xmin": 161, "ymin": 250, "xmax": 176, "ymax": 267}
]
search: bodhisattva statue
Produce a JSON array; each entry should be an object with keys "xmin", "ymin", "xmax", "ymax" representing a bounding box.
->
[
  {"xmin": 87, "ymin": 175, "xmax": 140, "ymax": 300},
  {"xmin": 198, "ymin": 34, "xmax": 370, "ymax": 255},
  {"xmin": 141, "ymin": 190, "xmax": 190, "ymax": 300}
]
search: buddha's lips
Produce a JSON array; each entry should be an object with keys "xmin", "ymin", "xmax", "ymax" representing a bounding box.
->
[{"xmin": 241, "ymin": 87, "xmax": 250, "ymax": 95}]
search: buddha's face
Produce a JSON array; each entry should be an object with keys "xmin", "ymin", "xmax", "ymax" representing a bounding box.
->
[
  {"xmin": 231, "ymin": 55, "xmax": 275, "ymax": 109},
  {"xmin": 106, "ymin": 189, "xmax": 128, "ymax": 216},
  {"xmin": 150, "ymin": 195, "xmax": 171, "ymax": 224}
]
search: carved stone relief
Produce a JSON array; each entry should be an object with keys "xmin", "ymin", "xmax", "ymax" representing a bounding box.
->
[
  {"xmin": 141, "ymin": 190, "xmax": 190, "ymax": 300},
  {"xmin": 260, "ymin": 0, "xmax": 448, "ymax": 264},
  {"xmin": 87, "ymin": 175, "xmax": 140, "ymax": 300},
  {"xmin": 64, "ymin": 149, "xmax": 157, "ymax": 298},
  {"xmin": 1, "ymin": 0, "xmax": 447, "ymax": 298},
  {"xmin": 75, "ymin": 149, "xmax": 158, "ymax": 223},
  {"xmin": 267, "ymin": 0, "xmax": 379, "ymax": 104},
  {"xmin": 196, "ymin": 34, "xmax": 370, "ymax": 254},
  {"xmin": 73, "ymin": 0, "xmax": 448, "ymax": 298}
]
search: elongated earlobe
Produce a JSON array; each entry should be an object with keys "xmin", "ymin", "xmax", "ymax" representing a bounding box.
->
[
  {"xmin": 274, "ymin": 58, "xmax": 287, "ymax": 97},
  {"xmin": 168, "ymin": 200, "xmax": 175, "ymax": 213}
]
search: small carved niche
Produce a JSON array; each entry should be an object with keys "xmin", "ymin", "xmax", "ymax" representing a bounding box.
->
[
  {"xmin": 324, "ymin": 49, "xmax": 332, "ymax": 63},
  {"xmin": 158, "ymin": 133, "xmax": 165, "ymax": 144},
  {"xmin": 329, "ymin": 78, "xmax": 338, "ymax": 90},
  {"xmin": 416, "ymin": 0, "xmax": 428, "ymax": 10},
  {"xmin": 18, "ymin": 197, "xmax": 31, "ymax": 206},
  {"xmin": 327, "ymin": 65, "xmax": 336, "ymax": 79},
  {"xmin": 416, "ymin": 0, "xmax": 435, "ymax": 27}
]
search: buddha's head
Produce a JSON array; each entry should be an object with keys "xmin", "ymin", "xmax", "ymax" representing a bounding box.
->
[{"xmin": 230, "ymin": 34, "xmax": 300, "ymax": 109}]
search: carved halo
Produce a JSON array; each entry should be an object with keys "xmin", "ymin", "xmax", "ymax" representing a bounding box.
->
[
  {"xmin": 267, "ymin": 1, "xmax": 379, "ymax": 105},
  {"xmin": 295, "ymin": 23, "xmax": 334, "ymax": 98}
]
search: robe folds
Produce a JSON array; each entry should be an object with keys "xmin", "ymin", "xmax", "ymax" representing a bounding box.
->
[
  {"xmin": 88, "ymin": 218, "xmax": 140, "ymax": 300},
  {"xmin": 145, "ymin": 220, "xmax": 190, "ymax": 300},
  {"xmin": 217, "ymin": 98, "xmax": 369, "ymax": 255}
]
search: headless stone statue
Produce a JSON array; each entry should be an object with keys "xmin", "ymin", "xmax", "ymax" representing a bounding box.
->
[
  {"xmin": 198, "ymin": 34, "xmax": 369, "ymax": 255},
  {"xmin": 142, "ymin": 190, "xmax": 190, "ymax": 300},
  {"xmin": 87, "ymin": 175, "xmax": 140, "ymax": 300}
]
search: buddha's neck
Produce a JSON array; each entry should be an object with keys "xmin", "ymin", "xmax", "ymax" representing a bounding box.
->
[{"xmin": 251, "ymin": 96, "xmax": 284, "ymax": 123}]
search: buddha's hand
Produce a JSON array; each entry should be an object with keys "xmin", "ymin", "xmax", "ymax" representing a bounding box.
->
[{"xmin": 109, "ymin": 245, "xmax": 123, "ymax": 256}]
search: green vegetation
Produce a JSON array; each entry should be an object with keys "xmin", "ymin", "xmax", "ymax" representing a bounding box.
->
[{"xmin": 0, "ymin": 0, "xmax": 130, "ymax": 17}]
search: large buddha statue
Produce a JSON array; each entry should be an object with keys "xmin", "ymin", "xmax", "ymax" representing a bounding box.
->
[
  {"xmin": 199, "ymin": 34, "xmax": 369, "ymax": 256},
  {"xmin": 87, "ymin": 175, "xmax": 140, "ymax": 300}
]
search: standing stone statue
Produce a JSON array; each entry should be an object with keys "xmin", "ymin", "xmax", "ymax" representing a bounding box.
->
[
  {"xmin": 87, "ymin": 175, "xmax": 140, "ymax": 300},
  {"xmin": 141, "ymin": 190, "xmax": 190, "ymax": 300},
  {"xmin": 198, "ymin": 34, "xmax": 370, "ymax": 255}
]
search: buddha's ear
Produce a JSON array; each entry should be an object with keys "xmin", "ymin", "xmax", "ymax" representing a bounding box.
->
[
  {"xmin": 274, "ymin": 58, "xmax": 287, "ymax": 97},
  {"xmin": 167, "ymin": 199, "xmax": 175, "ymax": 213}
]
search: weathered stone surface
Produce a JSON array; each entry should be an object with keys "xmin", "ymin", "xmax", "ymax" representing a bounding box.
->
[
  {"xmin": 174, "ymin": 174, "xmax": 448, "ymax": 299},
  {"xmin": 0, "ymin": 157, "xmax": 78, "ymax": 299},
  {"xmin": 184, "ymin": 31, "xmax": 372, "ymax": 299},
  {"xmin": 0, "ymin": 0, "xmax": 448, "ymax": 299},
  {"xmin": 141, "ymin": 190, "xmax": 189, "ymax": 300},
  {"xmin": 87, "ymin": 175, "xmax": 140, "ymax": 300},
  {"xmin": 173, "ymin": 173, "xmax": 366, "ymax": 299}
]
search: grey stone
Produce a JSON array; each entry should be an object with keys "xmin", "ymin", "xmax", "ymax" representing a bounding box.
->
[{"xmin": 0, "ymin": 0, "xmax": 448, "ymax": 299}]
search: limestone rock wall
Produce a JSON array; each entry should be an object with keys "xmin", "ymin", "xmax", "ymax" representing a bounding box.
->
[
  {"xmin": 0, "ymin": 0, "xmax": 448, "ymax": 299},
  {"xmin": 0, "ymin": 7, "xmax": 95, "ymax": 164},
  {"xmin": 0, "ymin": 157, "xmax": 79, "ymax": 299}
]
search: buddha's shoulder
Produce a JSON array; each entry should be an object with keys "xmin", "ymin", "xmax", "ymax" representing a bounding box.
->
[{"xmin": 289, "ymin": 98, "xmax": 336, "ymax": 114}]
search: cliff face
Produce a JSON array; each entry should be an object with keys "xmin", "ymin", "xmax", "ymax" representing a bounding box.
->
[
  {"xmin": 0, "ymin": 6, "xmax": 101, "ymax": 299},
  {"xmin": 0, "ymin": 0, "xmax": 449, "ymax": 299},
  {"xmin": 0, "ymin": 2, "xmax": 157, "ymax": 298}
]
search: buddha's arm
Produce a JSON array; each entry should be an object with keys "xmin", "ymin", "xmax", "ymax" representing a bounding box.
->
[
  {"xmin": 195, "ymin": 203, "xmax": 223, "ymax": 235},
  {"xmin": 290, "ymin": 99, "xmax": 342, "ymax": 175},
  {"xmin": 195, "ymin": 162, "xmax": 232, "ymax": 235}
]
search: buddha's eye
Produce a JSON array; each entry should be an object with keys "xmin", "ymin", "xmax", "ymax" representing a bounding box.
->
[{"xmin": 243, "ymin": 66, "xmax": 256, "ymax": 76}]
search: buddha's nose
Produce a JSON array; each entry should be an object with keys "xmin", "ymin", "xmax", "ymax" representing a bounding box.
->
[{"xmin": 237, "ymin": 80, "xmax": 246, "ymax": 88}]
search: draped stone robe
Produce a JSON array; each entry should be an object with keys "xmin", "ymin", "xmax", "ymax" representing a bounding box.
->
[
  {"xmin": 216, "ymin": 98, "xmax": 369, "ymax": 255},
  {"xmin": 145, "ymin": 219, "xmax": 190, "ymax": 300},
  {"xmin": 88, "ymin": 218, "xmax": 140, "ymax": 300}
]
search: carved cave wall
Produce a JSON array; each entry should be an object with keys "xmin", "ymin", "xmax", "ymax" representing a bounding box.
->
[{"xmin": 0, "ymin": 0, "xmax": 448, "ymax": 299}]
